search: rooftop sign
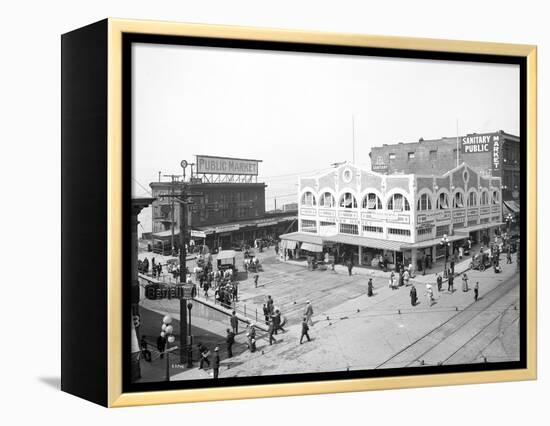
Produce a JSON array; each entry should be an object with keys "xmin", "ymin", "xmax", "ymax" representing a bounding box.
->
[{"xmin": 196, "ymin": 155, "xmax": 260, "ymax": 176}]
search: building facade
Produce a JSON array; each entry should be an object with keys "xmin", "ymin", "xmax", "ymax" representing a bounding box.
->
[
  {"xmin": 369, "ymin": 130, "xmax": 520, "ymax": 206},
  {"xmin": 281, "ymin": 162, "xmax": 502, "ymax": 269}
]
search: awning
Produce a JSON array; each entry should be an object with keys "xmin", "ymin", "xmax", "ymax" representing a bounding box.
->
[
  {"xmin": 279, "ymin": 232, "xmax": 324, "ymax": 245},
  {"xmin": 323, "ymin": 234, "xmax": 404, "ymax": 251},
  {"xmin": 217, "ymin": 250, "xmax": 236, "ymax": 261},
  {"xmin": 459, "ymin": 222, "xmax": 505, "ymax": 234},
  {"xmin": 301, "ymin": 242, "xmax": 323, "ymax": 253},
  {"xmin": 503, "ymin": 200, "xmax": 520, "ymax": 214},
  {"xmin": 152, "ymin": 229, "xmax": 180, "ymax": 239}
]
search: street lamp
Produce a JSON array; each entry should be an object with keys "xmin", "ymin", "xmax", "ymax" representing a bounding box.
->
[
  {"xmin": 440, "ymin": 234, "xmax": 450, "ymax": 277},
  {"xmin": 187, "ymin": 302, "xmax": 193, "ymax": 368},
  {"xmin": 505, "ymin": 213, "xmax": 515, "ymax": 233},
  {"xmin": 162, "ymin": 315, "xmax": 176, "ymax": 381}
]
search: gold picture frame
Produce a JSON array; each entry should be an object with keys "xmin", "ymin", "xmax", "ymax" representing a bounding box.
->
[{"xmin": 62, "ymin": 18, "xmax": 537, "ymax": 407}]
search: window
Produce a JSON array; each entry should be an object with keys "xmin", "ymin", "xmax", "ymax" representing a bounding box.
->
[
  {"xmin": 387, "ymin": 228, "xmax": 411, "ymax": 236},
  {"xmin": 339, "ymin": 192, "xmax": 358, "ymax": 208},
  {"xmin": 453, "ymin": 192, "xmax": 465, "ymax": 208},
  {"xmin": 301, "ymin": 219, "xmax": 317, "ymax": 233},
  {"xmin": 416, "ymin": 193, "xmax": 432, "ymax": 211},
  {"xmin": 408, "ymin": 152, "xmax": 415, "ymax": 160},
  {"xmin": 492, "ymin": 190, "xmax": 500, "ymax": 204},
  {"xmin": 339, "ymin": 223, "xmax": 359, "ymax": 235},
  {"xmin": 320, "ymin": 221, "xmax": 336, "ymax": 227},
  {"xmin": 387, "ymin": 193, "xmax": 410, "ymax": 211},
  {"xmin": 301, "ymin": 191, "xmax": 316, "ymax": 206},
  {"xmin": 480, "ymin": 191, "xmax": 490, "ymax": 205},
  {"xmin": 467, "ymin": 191, "xmax": 478, "ymax": 207},
  {"xmin": 362, "ymin": 193, "xmax": 382, "ymax": 210},
  {"xmin": 436, "ymin": 225, "xmax": 449, "ymax": 237},
  {"xmin": 389, "ymin": 153, "xmax": 396, "ymax": 160},
  {"xmin": 319, "ymin": 192, "xmax": 335, "ymax": 208},
  {"xmin": 436, "ymin": 192, "xmax": 449, "ymax": 209},
  {"xmin": 363, "ymin": 225, "xmax": 383, "ymax": 233},
  {"xmin": 429, "ymin": 150, "xmax": 437, "ymax": 160},
  {"xmin": 417, "ymin": 228, "xmax": 433, "ymax": 236}
]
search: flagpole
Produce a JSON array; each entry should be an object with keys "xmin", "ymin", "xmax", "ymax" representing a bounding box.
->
[
  {"xmin": 352, "ymin": 114, "xmax": 356, "ymax": 163},
  {"xmin": 456, "ymin": 119, "xmax": 459, "ymax": 167}
]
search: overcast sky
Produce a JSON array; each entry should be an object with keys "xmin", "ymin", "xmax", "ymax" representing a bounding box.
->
[{"xmin": 132, "ymin": 42, "xmax": 519, "ymax": 224}]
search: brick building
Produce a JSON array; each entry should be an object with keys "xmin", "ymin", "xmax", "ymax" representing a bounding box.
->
[{"xmin": 369, "ymin": 130, "xmax": 520, "ymax": 210}]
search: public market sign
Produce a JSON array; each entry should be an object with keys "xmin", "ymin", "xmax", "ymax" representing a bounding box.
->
[
  {"xmin": 461, "ymin": 134, "xmax": 491, "ymax": 153},
  {"xmin": 196, "ymin": 155, "xmax": 260, "ymax": 176}
]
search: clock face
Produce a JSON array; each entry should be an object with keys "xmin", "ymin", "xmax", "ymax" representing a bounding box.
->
[
  {"xmin": 181, "ymin": 160, "xmax": 188, "ymax": 169},
  {"xmin": 342, "ymin": 168, "xmax": 353, "ymax": 183}
]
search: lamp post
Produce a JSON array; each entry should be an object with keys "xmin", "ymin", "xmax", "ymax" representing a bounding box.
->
[
  {"xmin": 505, "ymin": 213, "xmax": 514, "ymax": 233},
  {"xmin": 161, "ymin": 315, "xmax": 176, "ymax": 382},
  {"xmin": 187, "ymin": 302, "xmax": 193, "ymax": 368},
  {"xmin": 440, "ymin": 234, "xmax": 450, "ymax": 277}
]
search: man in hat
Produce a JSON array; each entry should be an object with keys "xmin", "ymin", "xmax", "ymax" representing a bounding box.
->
[
  {"xmin": 226, "ymin": 328, "xmax": 235, "ymax": 358},
  {"xmin": 367, "ymin": 278, "xmax": 374, "ymax": 297},
  {"xmin": 409, "ymin": 285, "xmax": 417, "ymax": 306},
  {"xmin": 436, "ymin": 273, "xmax": 443, "ymax": 292},
  {"xmin": 304, "ymin": 301, "xmax": 314, "ymax": 326},
  {"xmin": 300, "ymin": 317, "xmax": 311, "ymax": 344},
  {"xmin": 474, "ymin": 281, "xmax": 480, "ymax": 302},
  {"xmin": 212, "ymin": 347, "xmax": 220, "ymax": 379},
  {"xmin": 448, "ymin": 272, "xmax": 454, "ymax": 293},
  {"xmin": 230, "ymin": 310, "xmax": 239, "ymax": 335},
  {"xmin": 268, "ymin": 318, "xmax": 278, "ymax": 345}
]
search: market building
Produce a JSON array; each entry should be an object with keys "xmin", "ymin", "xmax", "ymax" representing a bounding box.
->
[
  {"xmin": 148, "ymin": 155, "xmax": 296, "ymax": 252},
  {"xmin": 280, "ymin": 162, "xmax": 503, "ymax": 271},
  {"xmin": 369, "ymin": 130, "xmax": 520, "ymax": 217}
]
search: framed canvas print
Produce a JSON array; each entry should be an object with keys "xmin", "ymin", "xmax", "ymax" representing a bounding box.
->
[{"xmin": 61, "ymin": 18, "xmax": 537, "ymax": 407}]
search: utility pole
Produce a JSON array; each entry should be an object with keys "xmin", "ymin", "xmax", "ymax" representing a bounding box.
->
[{"xmin": 163, "ymin": 174, "xmax": 181, "ymax": 256}]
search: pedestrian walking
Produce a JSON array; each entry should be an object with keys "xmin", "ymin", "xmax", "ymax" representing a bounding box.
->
[
  {"xmin": 212, "ymin": 347, "xmax": 220, "ymax": 379},
  {"xmin": 459, "ymin": 246, "xmax": 464, "ymax": 260},
  {"xmin": 300, "ymin": 317, "xmax": 311, "ymax": 344},
  {"xmin": 266, "ymin": 295, "xmax": 274, "ymax": 315},
  {"xmin": 140, "ymin": 336, "xmax": 152, "ymax": 362},
  {"xmin": 367, "ymin": 278, "xmax": 374, "ymax": 297},
  {"xmin": 230, "ymin": 310, "xmax": 239, "ymax": 334},
  {"xmin": 410, "ymin": 285, "xmax": 417, "ymax": 306},
  {"xmin": 450, "ymin": 259, "xmax": 455, "ymax": 276},
  {"xmin": 263, "ymin": 303, "xmax": 270, "ymax": 325},
  {"xmin": 226, "ymin": 328, "xmax": 235, "ymax": 358},
  {"xmin": 198, "ymin": 343, "xmax": 210, "ymax": 369},
  {"xmin": 156, "ymin": 333, "xmax": 166, "ymax": 359},
  {"xmin": 304, "ymin": 301, "xmax": 314, "ymax": 326},
  {"xmin": 448, "ymin": 273, "xmax": 454, "ymax": 293},
  {"xmin": 347, "ymin": 259, "xmax": 353, "ymax": 276},
  {"xmin": 507, "ymin": 251, "xmax": 512, "ymax": 264},
  {"xmin": 426, "ymin": 284, "xmax": 434, "ymax": 307},
  {"xmin": 403, "ymin": 269, "xmax": 410, "ymax": 286},
  {"xmin": 462, "ymin": 273, "xmax": 469, "ymax": 292},
  {"xmin": 436, "ymin": 273, "xmax": 443, "ymax": 292},
  {"xmin": 246, "ymin": 324, "xmax": 256, "ymax": 352},
  {"xmin": 268, "ymin": 319, "xmax": 278, "ymax": 345},
  {"xmin": 474, "ymin": 281, "xmax": 479, "ymax": 301},
  {"xmin": 254, "ymin": 274, "xmax": 259, "ymax": 288},
  {"xmin": 272, "ymin": 309, "xmax": 285, "ymax": 334}
]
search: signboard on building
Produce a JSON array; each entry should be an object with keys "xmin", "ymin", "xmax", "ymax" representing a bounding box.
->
[
  {"xmin": 214, "ymin": 224, "xmax": 240, "ymax": 233},
  {"xmin": 361, "ymin": 211, "xmax": 410, "ymax": 224},
  {"xmin": 372, "ymin": 155, "xmax": 388, "ymax": 173},
  {"xmin": 318, "ymin": 209, "xmax": 336, "ymax": 218},
  {"xmin": 301, "ymin": 208, "xmax": 317, "ymax": 216},
  {"xmin": 145, "ymin": 284, "xmax": 195, "ymax": 301},
  {"xmin": 339, "ymin": 210, "xmax": 358, "ymax": 220},
  {"xmin": 417, "ymin": 211, "xmax": 451, "ymax": 224},
  {"xmin": 492, "ymin": 135, "xmax": 501, "ymax": 176},
  {"xmin": 190, "ymin": 230, "xmax": 207, "ymax": 238},
  {"xmin": 461, "ymin": 134, "xmax": 492, "ymax": 154},
  {"xmin": 196, "ymin": 155, "xmax": 260, "ymax": 175}
]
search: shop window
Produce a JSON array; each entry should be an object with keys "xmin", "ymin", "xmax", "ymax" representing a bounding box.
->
[
  {"xmin": 301, "ymin": 219, "xmax": 317, "ymax": 233},
  {"xmin": 362, "ymin": 193, "xmax": 382, "ymax": 210},
  {"xmin": 301, "ymin": 191, "xmax": 317, "ymax": 207},
  {"xmin": 417, "ymin": 227, "xmax": 433, "ymax": 236},
  {"xmin": 339, "ymin": 223, "xmax": 359, "ymax": 235},
  {"xmin": 387, "ymin": 193, "xmax": 410, "ymax": 211},
  {"xmin": 435, "ymin": 225, "xmax": 449, "ymax": 237},
  {"xmin": 320, "ymin": 221, "xmax": 336, "ymax": 227},
  {"xmin": 388, "ymin": 228, "xmax": 411, "ymax": 236},
  {"xmin": 467, "ymin": 191, "xmax": 478, "ymax": 207},
  {"xmin": 453, "ymin": 192, "xmax": 465, "ymax": 208},
  {"xmin": 436, "ymin": 192, "xmax": 449, "ymax": 209},
  {"xmin": 429, "ymin": 150, "xmax": 437, "ymax": 160},
  {"xmin": 408, "ymin": 152, "xmax": 415, "ymax": 160},
  {"xmin": 339, "ymin": 192, "xmax": 358, "ymax": 209},
  {"xmin": 363, "ymin": 225, "xmax": 383, "ymax": 233},
  {"xmin": 319, "ymin": 192, "xmax": 335, "ymax": 208},
  {"xmin": 416, "ymin": 193, "xmax": 432, "ymax": 211}
]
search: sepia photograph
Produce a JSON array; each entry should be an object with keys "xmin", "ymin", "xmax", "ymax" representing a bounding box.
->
[{"xmin": 128, "ymin": 40, "xmax": 523, "ymax": 386}]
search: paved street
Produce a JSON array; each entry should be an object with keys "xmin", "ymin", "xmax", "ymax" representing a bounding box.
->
[{"xmin": 135, "ymin": 246, "xmax": 521, "ymax": 381}]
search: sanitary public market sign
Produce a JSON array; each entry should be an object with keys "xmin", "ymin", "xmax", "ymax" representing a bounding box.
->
[
  {"xmin": 196, "ymin": 155, "xmax": 260, "ymax": 176},
  {"xmin": 462, "ymin": 134, "xmax": 492, "ymax": 153}
]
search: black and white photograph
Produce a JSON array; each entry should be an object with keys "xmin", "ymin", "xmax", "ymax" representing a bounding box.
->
[{"xmin": 128, "ymin": 40, "xmax": 523, "ymax": 386}]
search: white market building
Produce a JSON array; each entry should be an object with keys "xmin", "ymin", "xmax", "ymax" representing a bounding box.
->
[{"xmin": 280, "ymin": 162, "xmax": 503, "ymax": 270}]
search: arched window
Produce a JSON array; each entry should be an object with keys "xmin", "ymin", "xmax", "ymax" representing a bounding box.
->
[
  {"xmin": 453, "ymin": 192, "xmax": 465, "ymax": 208},
  {"xmin": 492, "ymin": 190, "xmax": 500, "ymax": 205},
  {"xmin": 301, "ymin": 191, "xmax": 316, "ymax": 207},
  {"xmin": 339, "ymin": 192, "xmax": 357, "ymax": 208},
  {"xmin": 319, "ymin": 192, "xmax": 335, "ymax": 208},
  {"xmin": 467, "ymin": 191, "xmax": 478, "ymax": 207},
  {"xmin": 480, "ymin": 191, "xmax": 490, "ymax": 206},
  {"xmin": 362, "ymin": 193, "xmax": 382, "ymax": 210},
  {"xmin": 416, "ymin": 193, "xmax": 432, "ymax": 211},
  {"xmin": 436, "ymin": 193, "xmax": 449, "ymax": 210},
  {"xmin": 387, "ymin": 193, "xmax": 410, "ymax": 211}
]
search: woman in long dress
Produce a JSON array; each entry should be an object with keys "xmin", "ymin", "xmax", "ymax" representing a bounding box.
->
[{"xmin": 462, "ymin": 273, "xmax": 469, "ymax": 292}]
